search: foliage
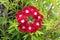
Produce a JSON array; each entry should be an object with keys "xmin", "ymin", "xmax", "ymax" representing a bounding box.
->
[{"xmin": 0, "ymin": 0, "xmax": 60, "ymax": 40}]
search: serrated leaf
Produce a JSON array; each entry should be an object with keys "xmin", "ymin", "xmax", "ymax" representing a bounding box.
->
[
  {"xmin": 23, "ymin": 34, "xmax": 29, "ymax": 40},
  {"xmin": 8, "ymin": 19, "xmax": 18, "ymax": 29},
  {"xmin": 35, "ymin": 31, "xmax": 44, "ymax": 37}
]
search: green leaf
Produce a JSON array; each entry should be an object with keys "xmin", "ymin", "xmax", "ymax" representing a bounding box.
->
[
  {"xmin": 8, "ymin": 19, "xmax": 18, "ymax": 29},
  {"xmin": 35, "ymin": 31, "xmax": 44, "ymax": 37},
  {"xmin": 23, "ymin": 34, "xmax": 29, "ymax": 40}
]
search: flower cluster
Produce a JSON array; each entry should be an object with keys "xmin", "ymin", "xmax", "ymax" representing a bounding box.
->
[{"xmin": 16, "ymin": 6, "xmax": 44, "ymax": 33}]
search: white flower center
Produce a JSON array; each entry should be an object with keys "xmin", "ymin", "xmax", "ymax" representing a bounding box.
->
[
  {"xmin": 22, "ymin": 26, "xmax": 25, "ymax": 29},
  {"xmin": 36, "ymin": 22, "xmax": 39, "ymax": 26},
  {"xmin": 38, "ymin": 16, "xmax": 41, "ymax": 19},
  {"xmin": 25, "ymin": 10, "xmax": 29, "ymax": 13},
  {"xmin": 34, "ymin": 12, "xmax": 37, "ymax": 15},
  {"xmin": 21, "ymin": 20, "xmax": 25, "ymax": 23},
  {"xmin": 28, "ymin": 26, "xmax": 32, "ymax": 30},
  {"xmin": 31, "ymin": 9, "xmax": 33, "ymax": 11},
  {"xmin": 19, "ymin": 14, "xmax": 22, "ymax": 17}
]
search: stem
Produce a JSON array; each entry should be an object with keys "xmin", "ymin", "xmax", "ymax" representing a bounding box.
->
[
  {"xmin": 4, "ymin": 8, "xmax": 8, "ymax": 32},
  {"xmin": 21, "ymin": 0, "xmax": 24, "ymax": 10},
  {"xmin": 47, "ymin": 4, "xmax": 53, "ymax": 19},
  {"xmin": 45, "ymin": 21, "xmax": 60, "ymax": 37},
  {"xmin": 45, "ymin": 28, "xmax": 55, "ymax": 37}
]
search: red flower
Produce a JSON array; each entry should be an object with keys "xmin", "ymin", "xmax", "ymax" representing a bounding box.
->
[{"xmin": 16, "ymin": 6, "xmax": 44, "ymax": 33}]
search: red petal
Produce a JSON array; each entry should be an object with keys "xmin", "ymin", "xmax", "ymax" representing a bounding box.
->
[
  {"xmin": 18, "ymin": 17, "xmax": 28, "ymax": 24},
  {"xmin": 16, "ymin": 11, "xmax": 28, "ymax": 24},
  {"xmin": 22, "ymin": 7, "xmax": 31, "ymax": 16},
  {"xmin": 29, "ymin": 6, "xmax": 39, "ymax": 17},
  {"xmin": 26, "ymin": 24, "xmax": 37, "ymax": 33},
  {"xmin": 29, "ymin": 6, "xmax": 44, "ymax": 20},
  {"xmin": 29, "ymin": 6, "xmax": 38, "ymax": 12},
  {"xmin": 16, "ymin": 11, "xmax": 23, "ymax": 20},
  {"xmin": 37, "ymin": 13, "xmax": 44, "ymax": 21},
  {"xmin": 19, "ymin": 25, "xmax": 27, "ymax": 32},
  {"xmin": 33, "ymin": 20, "xmax": 42, "ymax": 29},
  {"xmin": 16, "ymin": 11, "xmax": 27, "ymax": 20},
  {"xmin": 31, "ymin": 11, "xmax": 39, "ymax": 19}
]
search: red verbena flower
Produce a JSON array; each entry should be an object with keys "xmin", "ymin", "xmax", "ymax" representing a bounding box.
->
[{"xmin": 16, "ymin": 6, "xmax": 44, "ymax": 33}]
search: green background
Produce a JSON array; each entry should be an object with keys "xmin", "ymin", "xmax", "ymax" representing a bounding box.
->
[{"xmin": 0, "ymin": 0, "xmax": 60, "ymax": 40}]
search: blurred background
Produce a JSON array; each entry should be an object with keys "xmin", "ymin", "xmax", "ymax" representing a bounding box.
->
[{"xmin": 0, "ymin": 0, "xmax": 60, "ymax": 40}]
